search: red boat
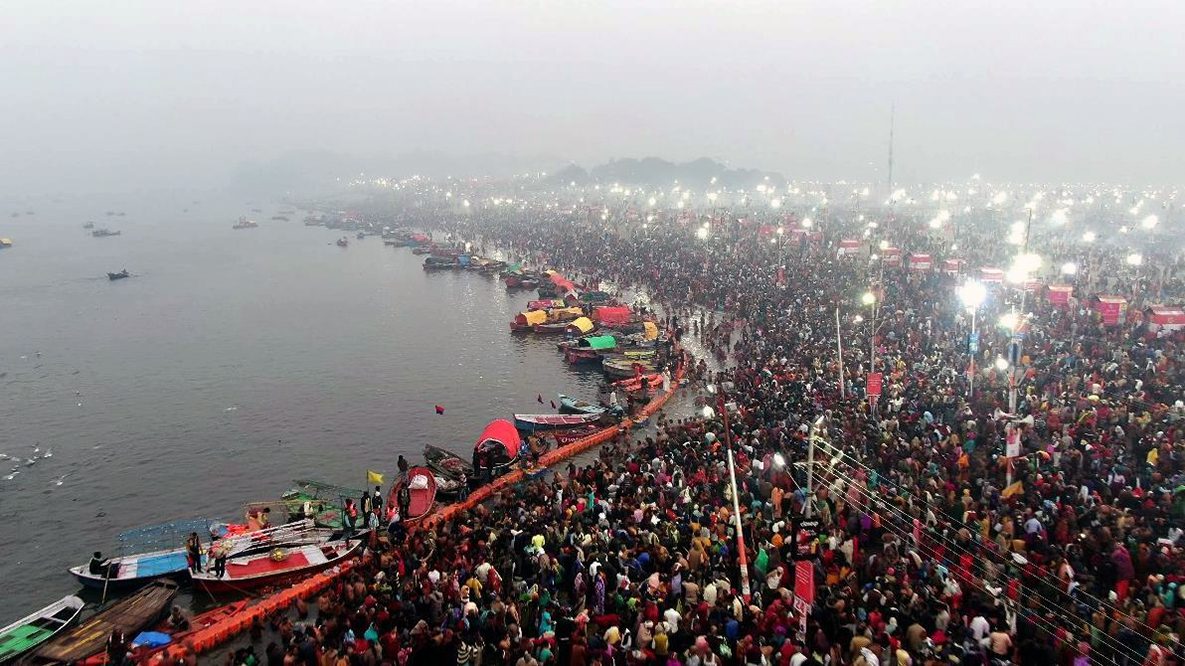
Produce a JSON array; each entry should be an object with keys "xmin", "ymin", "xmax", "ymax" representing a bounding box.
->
[
  {"xmin": 387, "ymin": 467, "xmax": 437, "ymax": 523},
  {"xmin": 612, "ymin": 372, "xmax": 665, "ymax": 393},
  {"xmin": 548, "ymin": 425, "xmax": 604, "ymax": 445},
  {"xmin": 474, "ymin": 419, "xmax": 522, "ymax": 476},
  {"xmin": 190, "ymin": 539, "xmax": 361, "ymax": 594}
]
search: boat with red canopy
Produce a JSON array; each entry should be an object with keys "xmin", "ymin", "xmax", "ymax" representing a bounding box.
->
[{"xmin": 473, "ymin": 419, "xmax": 522, "ymax": 476}]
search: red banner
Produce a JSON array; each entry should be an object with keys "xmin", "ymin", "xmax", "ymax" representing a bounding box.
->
[
  {"xmin": 794, "ymin": 560, "xmax": 815, "ymax": 606},
  {"xmin": 867, "ymin": 372, "xmax": 883, "ymax": 397}
]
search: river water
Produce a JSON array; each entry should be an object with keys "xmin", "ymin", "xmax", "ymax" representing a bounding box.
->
[{"xmin": 0, "ymin": 195, "xmax": 607, "ymax": 612}]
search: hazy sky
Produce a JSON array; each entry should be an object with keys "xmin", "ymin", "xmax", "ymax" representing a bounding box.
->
[{"xmin": 2, "ymin": 1, "xmax": 1182, "ymax": 195}]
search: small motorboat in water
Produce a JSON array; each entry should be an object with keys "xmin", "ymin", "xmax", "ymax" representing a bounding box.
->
[
  {"xmin": 336, "ymin": 237, "xmax": 349, "ymax": 247},
  {"xmin": 108, "ymin": 270, "xmax": 131, "ymax": 281},
  {"xmin": 92, "ymin": 229, "xmax": 121, "ymax": 237}
]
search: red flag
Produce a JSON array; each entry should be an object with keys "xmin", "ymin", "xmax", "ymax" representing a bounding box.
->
[{"xmin": 434, "ymin": 405, "xmax": 445, "ymax": 415}]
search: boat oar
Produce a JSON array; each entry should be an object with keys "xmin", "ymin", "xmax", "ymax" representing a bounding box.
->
[{"xmin": 100, "ymin": 562, "xmax": 113, "ymax": 606}]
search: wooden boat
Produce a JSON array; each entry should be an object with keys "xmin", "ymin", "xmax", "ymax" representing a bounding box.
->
[
  {"xmin": 107, "ymin": 270, "xmax": 131, "ymax": 281},
  {"xmin": 190, "ymin": 539, "xmax": 361, "ymax": 594},
  {"xmin": 528, "ymin": 298, "xmax": 567, "ymax": 311},
  {"xmin": 612, "ymin": 372, "xmax": 665, "ymax": 393},
  {"xmin": 70, "ymin": 520, "xmax": 333, "ymax": 591},
  {"xmin": 387, "ymin": 467, "xmax": 437, "ymax": 523},
  {"xmin": 513, "ymin": 412, "xmax": 603, "ymax": 433},
  {"xmin": 423, "ymin": 445, "xmax": 474, "ymax": 480},
  {"xmin": 0, "ymin": 596, "xmax": 84, "ymax": 664},
  {"xmin": 546, "ymin": 425, "xmax": 604, "ymax": 446},
  {"xmin": 533, "ymin": 320, "xmax": 575, "ymax": 335},
  {"xmin": 76, "ymin": 600, "xmax": 253, "ymax": 666},
  {"xmin": 602, "ymin": 357, "xmax": 657, "ymax": 379},
  {"xmin": 558, "ymin": 394, "xmax": 611, "ymax": 416},
  {"xmin": 281, "ymin": 480, "xmax": 365, "ymax": 529},
  {"xmin": 431, "ymin": 473, "xmax": 464, "ymax": 498},
  {"xmin": 30, "ymin": 581, "xmax": 178, "ymax": 664},
  {"xmin": 473, "ymin": 419, "xmax": 522, "ymax": 478},
  {"xmin": 68, "ymin": 518, "xmax": 222, "ymax": 591},
  {"xmin": 423, "ymin": 256, "xmax": 459, "ymax": 270}
]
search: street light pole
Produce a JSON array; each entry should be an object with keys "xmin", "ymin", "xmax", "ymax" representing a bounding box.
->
[
  {"xmin": 717, "ymin": 394, "xmax": 751, "ymax": 602},
  {"xmin": 1005, "ymin": 209, "xmax": 1033, "ymax": 489},
  {"xmin": 836, "ymin": 306, "xmax": 846, "ymax": 400},
  {"xmin": 805, "ymin": 415, "xmax": 824, "ymax": 518},
  {"xmin": 969, "ymin": 307, "xmax": 977, "ymax": 399}
]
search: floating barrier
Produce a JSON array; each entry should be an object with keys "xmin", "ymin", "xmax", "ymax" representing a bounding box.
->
[
  {"xmin": 187, "ymin": 354, "xmax": 687, "ymax": 657},
  {"xmin": 159, "ymin": 560, "xmax": 355, "ymax": 660},
  {"xmin": 424, "ymin": 354, "xmax": 686, "ymax": 529}
]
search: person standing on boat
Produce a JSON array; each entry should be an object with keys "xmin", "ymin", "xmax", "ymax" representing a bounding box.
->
[
  {"xmin": 360, "ymin": 490, "xmax": 371, "ymax": 517},
  {"xmin": 397, "ymin": 455, "xmax": 409, "ymax": 475},
  {"xmin": 371, "ymin": 486, "xmax": 383, "ymax": 517},
  {"xmin": 185, "ymin": 531, "xmax": 203, "ymax": 573}
]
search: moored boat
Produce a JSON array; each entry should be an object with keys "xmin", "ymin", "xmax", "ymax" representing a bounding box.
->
[
  {"xmin": 387, "ymin": 467, "xmax": 437, "ymax": 523},
  {"xmin": 0, "ymin": 595, "xmax": 84, "ymax": 664},
  {"xmin": 557, "ymin": 394, "xmax": 613, "ymax": 416},
  {"xmin": 336, "ymin": 237, "xmax": 349, "ymax": 247},
  {"xmin": 602, "ymin": 357, "xmax": 657, "ymax": 379},
  {"xmin": 0, "ymin": 238, "xmax": 13, "ymax": 248},
  {"xmin": 281, "ymin": 480, "xmax": 364, "ymax": 529},
  {"xmin": 611, "ymin": 372, "xmax": 665, "ymax": 393},
  {"xmin": 190, "ymin": 539, "xmax": 361, "ymax": 594},
  {"xmin": 473, "ymin": 419, "xmax": 522, "ymax": 478},
  {"xmin": 68, "ymin": 519, "xmax": 329, "ymax": 591},
  {"xmin": 92, "ymin": 229, "xmax": 121, "ymax": 237},
  {"xmin": 513, "ymin": 412, "xmax": 604, "ymax": 433},
  {"xmin": 232, "ymin": 216, "xmax": 258, "ymax": 229},
  {"xmin": 423, "ymin": 445, "xmax": 474, "ymax": 480},
  {"xmin": 30, "ymin": 581, "xmax": 178, "ymax": 664},
  {"xmin": 67, "ymin": 519, "xmax": 222, "ymax": 591}
]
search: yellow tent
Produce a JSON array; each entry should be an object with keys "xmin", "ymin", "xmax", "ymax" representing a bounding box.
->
[
  {"xmin": 643, "ymin": 321, "xmax": 659, "ymax": 340},
  {"xmin": 567, "ymin": 316, "xmax": 595, "ymax": 334},
  {"xmin": 519, "ymin": 310, "xmax": 548, "ymax": 326}
]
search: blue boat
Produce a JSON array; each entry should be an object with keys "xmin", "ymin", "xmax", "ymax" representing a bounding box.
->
[
  {"xmin": 68, "ymin": 519, "xmax": 329, "ymax": 591},
  {"xmin": 68, "ymin": 518, "xmax": 221, "ymax": 591},
  {"xmin": 558, "ymin": 394, "xmax": 622, "ymax": 417}
]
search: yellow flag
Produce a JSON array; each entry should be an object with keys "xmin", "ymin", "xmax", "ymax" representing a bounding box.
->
[
  {"xmin": 367, "ymin": 470, "xmax": 384, "ymax": 486},
  {"xmin": 1001, "ymin": 480, "xmax": 1024, "ymax": 499}
]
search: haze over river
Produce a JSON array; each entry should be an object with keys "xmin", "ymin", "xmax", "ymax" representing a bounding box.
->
[{"xmin": 0, "ymin": 195, "xmax": 604, "ymax": 611}]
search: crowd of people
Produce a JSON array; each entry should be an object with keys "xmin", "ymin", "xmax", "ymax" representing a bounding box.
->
[{"xmin": 205, "ymin": 192, "xmax": 1185, "ymax": 666}]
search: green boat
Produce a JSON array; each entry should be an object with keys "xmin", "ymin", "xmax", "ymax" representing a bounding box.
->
[
  {"xmin": 280, "ymin": 479, "xmax": 366, "ymax": 529},
  {"xmin": 0, "ymin": 596, "xmax": 84, "ymax": 664}
]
